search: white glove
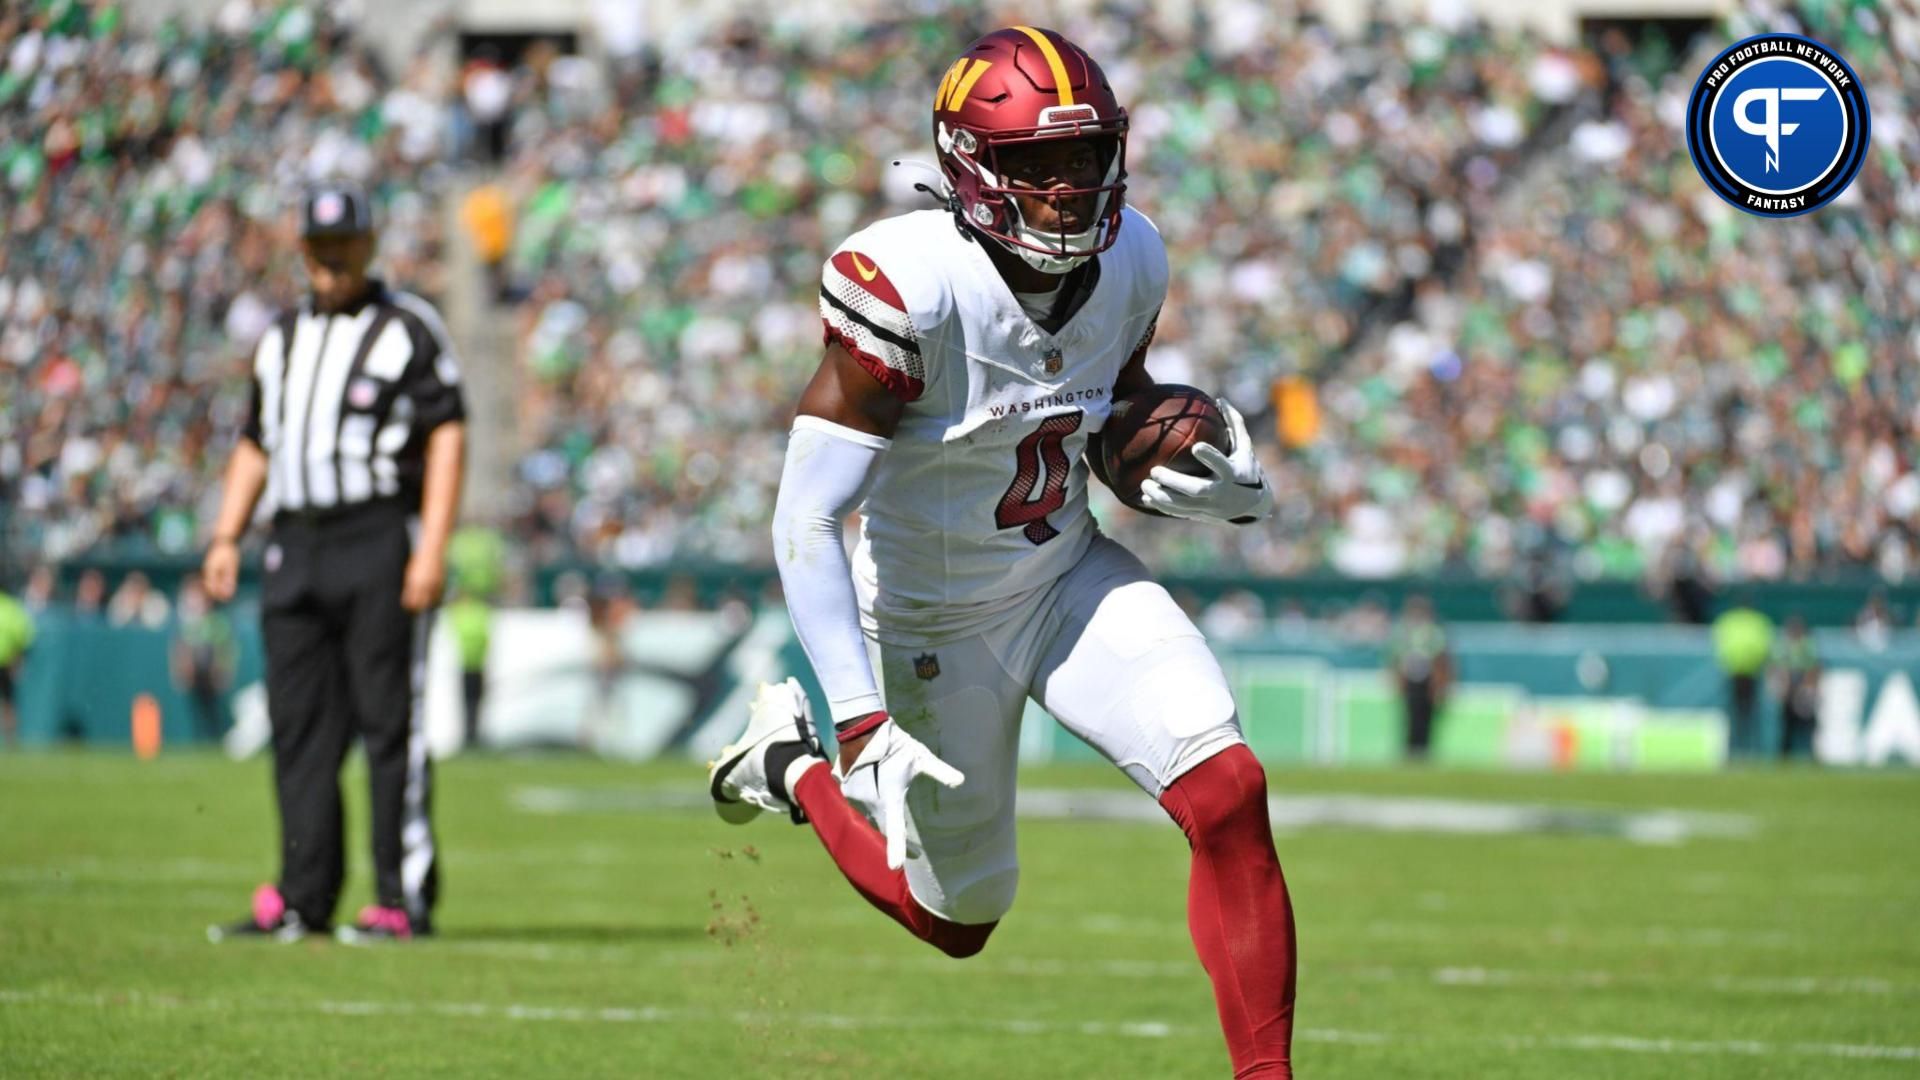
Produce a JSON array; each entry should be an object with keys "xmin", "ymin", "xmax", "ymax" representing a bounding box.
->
[
  {"xmin": 834, "ymin": 716, "xmax": 965, "ymax": 870},
  {"xmin": 1137, "ymin": 398, "xmax": 1274, "ymax": 524}
]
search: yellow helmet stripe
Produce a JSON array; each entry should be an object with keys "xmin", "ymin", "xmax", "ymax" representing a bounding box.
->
[
  {"xmin": 946, "ymin": 58, "xmax": 994, "ymax": 110},
  {"xmin": 935, "ymin": 57, "xmax": 968, "ymax": 111},
  {"xmin": 1011, "ymin": 26, "xmax": 1075, "ymax": 107}
]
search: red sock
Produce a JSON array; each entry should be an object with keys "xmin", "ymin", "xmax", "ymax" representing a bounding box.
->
[
  {"xmin": 1160, "ymin": 745, "xmax": 1297, "ymax": 1079},
  {"xmin": 791, "ymin": 763, "xmax": 995, "ymax": 958}
]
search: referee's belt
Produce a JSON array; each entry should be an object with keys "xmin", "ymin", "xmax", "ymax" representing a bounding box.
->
[{"xmin": 272, "ymin": 496, "xmax": 407, "ymax": 530}]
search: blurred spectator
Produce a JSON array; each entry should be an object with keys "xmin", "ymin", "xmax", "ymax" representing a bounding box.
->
[
  {"xmin": 584, "ymin": 572, "xmax": 636, "ymax": 749},
  {"xmin": 449, "ymin": 525, "xmax": 510, "ymax": 601},
  {"xmin": 1387, "ymin": 594, "xmax": 1452, "ymax": 761},
  {"xmin": 1505, "ymin": 550, "xmax": 1571, "ymax": 623},
  {"xmin": 22, "ymin": 566, "xmax": 56, "ymax": 614},
  {"xmin": 462, "ymin": 49, "xmax": 513, "ymax": 162},
  {"xmin": 715, "ymin": 587, "xmax": 754, "ymax": 634},
  {"xmin": 1711, "ymin": 600, "xmax": 1774, "ymax": 757},
  {"xmin": 1200, "ymin": 589, "xmax": 1267, "ymax": 642},
  {"xmin": 0, "ymin": 585, "xmax": 34, "ymax": 747},
  {"xmin": 170, "ymin": 578, "xmax": 236, "ymax": 741},
  {"xmin": 1771, "ymin": 615, "xmax": 1820, "ymax": 761},
  {"xmin": 1336, "ymin": 592, "xmax": 1395, "ymax": 643},
  {"xmin": 460, "ymin": 183, "xmax": 516, "ymax": 302},
  {"xmin": 661, "ymin": 573, "xmax": 699, "ymax": 613},
  {"xmin": 551, "ymin": 568, "xmax": 592, "ymax": 611},
  {"xmin": 445, "ymin": 587, "xmax": 493, "ymax": 749},
  {"xmin": 1652, "ymin": 540, "xmax": 1716, "ymax": 626},
  {"xmin": 106, "ymin": 569, "xmax": 169, "ymax": 629},
  {"xmin": 1854, "ymin": 589, "xmax": 1893, "ymax": 653},
  {"xmin": 1273, "ymin": 600, "xmax": 1312, "ymax": 635},
  {"xmin": 73, "ymin": 570, "xmax": 106, "ymax": 619}
]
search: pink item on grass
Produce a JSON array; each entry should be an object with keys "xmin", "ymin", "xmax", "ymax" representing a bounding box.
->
[
  {"xmin": 355, "ymin": 906, "xmax": 412, "ymax": 938},
  {"xmin": 251, "ymin": 883, "xmax": 286, "ymax": 929}
]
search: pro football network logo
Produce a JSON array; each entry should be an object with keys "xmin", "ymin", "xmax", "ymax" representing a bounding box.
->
[{"xmin": 1685, "ymin": 33, "xmax": 1869, "ymax": 218}]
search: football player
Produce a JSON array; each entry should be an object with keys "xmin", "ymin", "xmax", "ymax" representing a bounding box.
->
[{"xmin": 711, "ymin": 26, "xmax": 1297, "ymax": 1077}]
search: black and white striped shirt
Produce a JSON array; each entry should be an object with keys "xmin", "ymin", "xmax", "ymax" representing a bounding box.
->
[{"xmin": 243, "ymin": 279, "xmax": 465, "ymax": 513}]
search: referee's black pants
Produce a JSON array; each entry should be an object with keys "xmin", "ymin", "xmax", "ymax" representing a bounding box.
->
[{"xmin": 261, "ymin": 500, "xmax": 439, "ymax": 927}]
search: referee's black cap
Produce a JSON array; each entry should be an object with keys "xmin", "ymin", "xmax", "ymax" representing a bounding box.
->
[{"xmin": 300, "ymin": 182, "xmax": 375, "ymax": 238}]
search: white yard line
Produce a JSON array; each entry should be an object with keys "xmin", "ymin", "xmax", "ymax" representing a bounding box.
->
[
  {"xmin": 1039, "ymin": 911, "xmax": 1817, "ymax": 951},
  {"xmin": 417, "ymin": 941, "xmax": 1914, "ymax": 997},
  {"xmin": 10, "ymin": 889, "xmax": 239, "ymax": 909},
  {"xmin": 3, "ymin": 987, "xmax": 1915, "ymax": 1062},
  {"xmin": 0, "ymin": 857, "xmax": 255, "ymax": 884},
  {"xmin": 510, "ymin": 785, "xmax": 1756, "ymax": 844},
  {"xmin": 117, "ymin": 931, "xmax": 1916, "ymax": 999},
  {"xmin": 1404, "ymin": 965, "xmax": 1906, "ymax": 996},
  {"xmin": 1352, "ymin": 919, "xmax": 1806, "ymax": 950}
]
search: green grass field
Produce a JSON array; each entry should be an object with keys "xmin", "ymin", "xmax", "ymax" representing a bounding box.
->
[{"xmin": 2, "ymin": 751, "xmax": 1916, "ymax": 1078}]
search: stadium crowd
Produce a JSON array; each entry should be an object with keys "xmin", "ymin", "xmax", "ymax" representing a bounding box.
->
[
  {"xmin": 495, "ymin": 7, "xmax": 1584, "ymax": 569},
  {"xmin": 2, "ymin": 0, "xmax": 1915, "ymax": 590},
  {"xmin": 0, "ymin": 1, "xmax": 453, "ymax": 563},
  {"xmin": 1302, "ymin": 1, "xmax": 1920, "ymax": 585}
]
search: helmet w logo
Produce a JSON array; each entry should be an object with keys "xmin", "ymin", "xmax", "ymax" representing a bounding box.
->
[
  {"xmin": 936, "ymin": 58, "xmax": 993, "ymax": 112},
  {"xmin": 930, "ymin": 27, "xmax": 1131, "ymax": 269}
]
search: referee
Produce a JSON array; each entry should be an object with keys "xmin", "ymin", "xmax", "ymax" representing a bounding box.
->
[{"xmin": 204, "ymin": 182, "xmax": 466, "ymax": 943}]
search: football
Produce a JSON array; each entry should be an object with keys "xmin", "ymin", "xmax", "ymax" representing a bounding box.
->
[{"xmin": 1097, "ymin": 383, "xmax": 1229, "ymax": 513}]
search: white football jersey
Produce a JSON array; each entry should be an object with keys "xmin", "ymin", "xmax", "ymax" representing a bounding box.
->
[{"xmin": 817, "ymin": 206, "xmax": 1168, "ymax": 619}]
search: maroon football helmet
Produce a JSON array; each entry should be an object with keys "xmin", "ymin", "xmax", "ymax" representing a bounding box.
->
[{"xmin": 932, "ymin": 26, "xmax": 1129, "ymax": 273}]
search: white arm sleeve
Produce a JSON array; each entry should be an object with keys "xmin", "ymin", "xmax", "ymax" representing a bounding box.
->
[{"xmin": 772, "ymin": 415, "xmax": 888, "ymax": 723}]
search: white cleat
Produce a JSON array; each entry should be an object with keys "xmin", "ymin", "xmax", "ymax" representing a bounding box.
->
[{"xmin": 709, "ymin": 678, "xmax": 827, "ymax": 825}]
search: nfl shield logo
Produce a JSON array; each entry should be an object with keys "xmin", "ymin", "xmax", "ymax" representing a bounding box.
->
[
  {"xmin": 1042, "ymin": 346, "xmax": 1063, "ymax": 376},
  {"xmin": 913, "ymin": 653, "xmax": 941, "ymax": 681},
  {"xmin": 347, "ymin": 378, "xmax": 379, "ymax": 409}
]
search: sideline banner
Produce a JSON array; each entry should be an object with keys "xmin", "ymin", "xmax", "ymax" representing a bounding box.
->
[
  {"xmin": 14, "ymin": 612, "xmax": 1919, "ymax": 768},
  {"xmin": 444, "ymin": 617, "xmax": 1920, "ymax": 769}
]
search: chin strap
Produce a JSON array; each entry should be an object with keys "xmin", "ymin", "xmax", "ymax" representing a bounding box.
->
[
  {"xmin": 1004, "ymin": 180, "xmax": 1110, "ymax": 274},
  {"xmin": 1005, "ymin": 223, "xmax": 1097, "ymax": 273}
]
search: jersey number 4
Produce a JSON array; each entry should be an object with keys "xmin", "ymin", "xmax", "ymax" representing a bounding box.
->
[{"xmin": 995, "ymin": 411, "xmax": 1082, "ymax": 545}]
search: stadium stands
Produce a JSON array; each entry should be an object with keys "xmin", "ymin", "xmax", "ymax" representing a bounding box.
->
[
  {"xmin": 1, "ymin": 0, "xmax": 1914, "ymax": 590},
  {"xmin": 0, "ymin": 2, "xmax": 450, "ymax": 562}
]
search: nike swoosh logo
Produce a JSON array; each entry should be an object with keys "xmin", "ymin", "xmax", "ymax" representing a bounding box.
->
[{"xmin": 849, "ymin": 253, "xmax": 879, "ymax": 282}]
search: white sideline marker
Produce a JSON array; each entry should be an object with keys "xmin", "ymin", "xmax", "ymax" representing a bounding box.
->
[{"xmin": 2, "ymin": 987, "xmax": 1917, "ymax": 1061}]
